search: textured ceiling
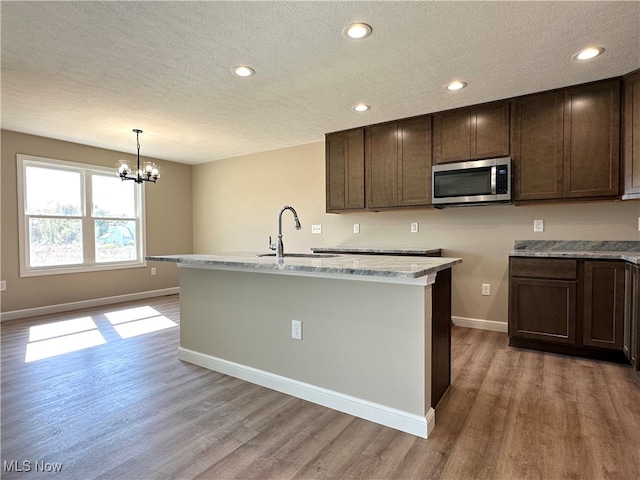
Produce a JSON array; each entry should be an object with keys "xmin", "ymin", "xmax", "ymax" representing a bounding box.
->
[{"xmin": 2, "ymin": 1, "xmax": 639, "ymax": 165}]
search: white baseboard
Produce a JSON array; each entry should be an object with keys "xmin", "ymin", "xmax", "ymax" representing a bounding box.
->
[
  {"xmin": 452, "ymin": 315, "xmax": 508, "ymax": 333},
  {"xmin": 178, "ymin": 347, "xmax": 435, "ymax": 439},
  {"xmin": 0, "ymin": 287, "xmax": 180, "ymax": 322}
]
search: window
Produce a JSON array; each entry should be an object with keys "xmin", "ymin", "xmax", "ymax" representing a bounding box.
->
[{"xmin": 17, "ymin": 154, "xmax": 146, "ymax": 276}]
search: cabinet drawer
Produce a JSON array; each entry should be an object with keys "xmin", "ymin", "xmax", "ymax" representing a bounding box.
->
[{"xmin": 510, "ymin": 257, "xmax": 577, "ymax": 280}]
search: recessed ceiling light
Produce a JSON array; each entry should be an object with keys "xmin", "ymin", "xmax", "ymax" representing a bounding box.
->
[
  {"xmin": 572, "ymin": 47, "xmax": 605, "ymax": 61},
  {"xmin": 343, "ymin": 23, "xmax": 372, "ymax": 39},
  {"xmin": 353, "ymin": 104, "xmax": 370, "ymax": 112},
  {"xmin": 444, "ymin": 81, "xmax": 467, "ymax": 91},
  {"xmin": 232, "ymin": 66, "xmax": 255, "ymax": 77}
]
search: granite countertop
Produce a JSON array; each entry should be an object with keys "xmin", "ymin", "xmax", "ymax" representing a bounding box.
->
[
  {"xmin": 311, "ymin": 246, "xmax": 442, "ymax": 256},
  {"xmin": 509, "ymin": 240, "xmax": 640, "ymax": 265},
  {"xmin": 146, "ymin": 252, "xmax": 461, "ymax": 279}
]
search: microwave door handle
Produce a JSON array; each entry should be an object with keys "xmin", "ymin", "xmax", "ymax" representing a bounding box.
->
[{"xmin": 490, "ymin": 166, "xmax": 497, "ymax": 195}]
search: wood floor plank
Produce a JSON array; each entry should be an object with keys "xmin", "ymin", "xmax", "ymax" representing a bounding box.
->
[{"xmin": 2, "ymin": 294, "xmax": 640, "ymax": 480}]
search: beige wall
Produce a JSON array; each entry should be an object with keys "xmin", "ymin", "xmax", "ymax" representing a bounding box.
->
[
  {"xmin": 193, "ymin": 141, "xmax": 640, "ymax": 324},
  {"xmin": 1, "ymin": 130, "xmax": 193, "ymax": 313}
]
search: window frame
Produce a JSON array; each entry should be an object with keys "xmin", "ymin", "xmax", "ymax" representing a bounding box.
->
[{"xmin": 17, "ymin": 154, "xmax": 147, "ymax": 277}]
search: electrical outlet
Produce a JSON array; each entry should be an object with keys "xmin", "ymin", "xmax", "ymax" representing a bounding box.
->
[
  {"xmin": 411, "ymin": 222, "xmax": 419, "ymax": 233},
  {"xmin": 311, "ymin": 224, "xmax": 322, "ymax": 234},
  {"xmin": 0, "ymin": 280, "xmax": 6, "ymax": 291},
  {"xmin": 353, "ymin": 223, "xmax": 360, "ymax": 234},
  {"xmin": 151, "ymin": 267, "xmax": 157, "ymax": 276},
  {"xmin": 292, "ymin": 320, "xmax": 302, "ymax": 340},
  {"xmin": 534, "ymin": 219, "xmax": 544, "ymax": 233},
  {"xmin": 482, "ymin": 283, "xmax": 491, "ymax": 296}
]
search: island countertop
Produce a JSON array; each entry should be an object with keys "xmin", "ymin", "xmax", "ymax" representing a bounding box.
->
[{"xmin": 146, "ymin": 252, "xmax": 461, "ymax": 281}]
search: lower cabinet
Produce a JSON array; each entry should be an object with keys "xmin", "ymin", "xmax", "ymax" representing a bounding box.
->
[
  {"xmin": 623, "ymin": 263, "xmax": 640, "ymax": 370},
  {"xmin": 509, "ymin": 257, "xmax": 631, "ymax": 362}
]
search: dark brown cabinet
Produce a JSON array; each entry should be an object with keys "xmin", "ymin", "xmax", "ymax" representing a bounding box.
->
[
  {"xmin": 509, "ymin": 257, "xmax": 629, "ymax": 361},
  {"xmin": 433, "ymin": 101, "xmax": 509, "ymax": 164},
  {"xmin": 622, "ymin": 70, "xmax": 640, "ymax": 199},
  {"xmin": 325, "ymin": 129, "xmax": 365, "ymax": 212},
  {"xmin": 511, "ymin": 91, "xmax": 564, "ymax": 201},
  {"xmin": 563, "ymin": 80, "xmax": 620, "ymax": 198},
  {"xmin": 624, "ymin": 263, "xmax": 640, "ymax": 370},
  {"xmin": 509, "ymin": 258, "xmax": 577, "ymax": 345},
  {"xmin": 583, "ymin": 261, "xmax": 625, "ymax": 350},
  {"xmin": 365, "ymin": 116, "xmax": 432, "ymax": 209},
  {"xmin": 511, "ymin": 80, "xmax": 621, "ymax": 202}
]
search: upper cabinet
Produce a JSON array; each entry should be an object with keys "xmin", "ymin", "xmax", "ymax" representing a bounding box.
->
[
  {"xmin": 325, "ymin": 128, "xmax": 365, "ymax": 212},
  {"xmin": 563, "ymin": 80, "xmax": 620, "ymax": 198},
  {"xmin": 511, "ymin": 79, "xmax": 621, "ymax": 202},
  {"xmin": 623, "ymin": 70, "xmax": 640, "ymax": 199},
  {"xmin": 433, "ymin": 101, "xmax": 510, "ymax": 164},
  {"xmin": 511, "ymin": 91, "xmax": 564, "ymax": 201},
  {"xmin": 365, "ymin": 116, "xmax": 433, "ymax": 209}
]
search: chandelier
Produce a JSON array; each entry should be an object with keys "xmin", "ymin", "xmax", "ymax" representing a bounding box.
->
[{"xmin": 116, "ymin": 129, "xmax": 160, "ymax": 183}]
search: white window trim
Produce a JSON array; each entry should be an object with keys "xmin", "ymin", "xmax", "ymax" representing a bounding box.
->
[{"xmin": 17, "ymin": 154, "xmax": 147, "ymax": 277}]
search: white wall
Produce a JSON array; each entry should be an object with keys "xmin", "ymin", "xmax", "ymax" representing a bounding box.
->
[{"xmin": 193, "ymin": 141, "xmax": 640, "ymax": 324}]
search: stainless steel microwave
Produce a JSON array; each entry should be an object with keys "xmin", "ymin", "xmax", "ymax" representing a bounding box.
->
[{"xmin": 432, "ymin": 157, "xmax": 512, "ymax": 207}]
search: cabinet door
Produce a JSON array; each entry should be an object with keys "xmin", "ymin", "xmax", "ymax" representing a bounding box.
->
[
  {"xmin": 472, "ymin": 101, "xmax": 510, "ymax": 159},
  {"xmin": 624, "ymin": 263, "xmax": 633, "ymax": 361},
  {"xmin": 398, "ymin": 116, "xmax": 433, "ymax": 206},
  {"xmin": 623, "ymin": 70, "xmax": 640, "ymax": 198},
  {"xmin": 563, "ymin": 80, "xmax": 621, "ymax": 198},
  {"xmin": 631, "ymin": 266, "xmax": 640, "ymax": 369},
  {"xmin": 325, "ymin": 129, "xmax": 364, "ymax": 212},
  {"xmin": 366, "ymin": 122, "xmax": 398, "ymax": 208},
  {"xmin": 583, "ymin": 261, "xmax": 625, "ymax": 350},
  {"xmin": 432, "ymin": 109, "xmax": 471, "ymax": 164},
  {"xmin": 509, "ymin": 278, "xmax": 577, "ymax": 344},
  {"xmin": 511, "ymin": 92, "xmax": 564, "ymax": 201}
]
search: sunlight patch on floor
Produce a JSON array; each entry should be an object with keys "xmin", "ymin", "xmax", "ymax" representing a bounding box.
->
[
  {"xmin": 24, "ymin": 305, "xmax": 177, "ymax": 363},
  {"xmin": 25, "ymin": 329, "xmax": 107, "ymax": 363},
  {"xmin": 112, "ymin": 315, "xmax": 177, "ymax": 339},
  {"xmin": 105, "ymin": 306, "xmax": 162, "ymax": 325},
  {"xmin": 28, "ymin": 316, "xmax": 97, "ymax": 342}
]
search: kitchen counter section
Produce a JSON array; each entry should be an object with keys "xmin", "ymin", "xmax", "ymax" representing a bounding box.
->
[
  {"xmin": 311, "ymin": 246, "xmax": 442, "ymax": 257},
  {"xmin": 509, "ymin": 240, "xmax": 640, "ymax": 264},
  {"xmin": 146, "ymin": 252, "xmax": 461, "ymax": 284}
]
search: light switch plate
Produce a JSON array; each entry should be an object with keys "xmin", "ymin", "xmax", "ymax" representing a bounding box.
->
[{"xmin": 311, "ymin": 224, "xmax": 322, "ymax": 234}]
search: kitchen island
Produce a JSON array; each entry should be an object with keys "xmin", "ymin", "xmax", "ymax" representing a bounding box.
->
[{"xmin": 147, "ymin": 252, "xmax": 461, "ymax": 438}]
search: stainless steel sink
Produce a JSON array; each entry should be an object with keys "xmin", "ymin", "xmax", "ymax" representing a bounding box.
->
[{"xmin": 256, "ymin": 253, "xmax": 339, "ymax": 258}]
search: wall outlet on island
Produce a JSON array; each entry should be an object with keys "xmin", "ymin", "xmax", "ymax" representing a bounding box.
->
[
  {"xmin": 411, "ymin": 222, "xmax": 419, "ymax": 233},
  {"xmin": 482, "ymin": 283, "xmax": 491, "ymax": 296},
  {"xmin": 0, "ymin": 280, "xmax": 6, "ymax": 291},
  {"xmin": 292, "ymin": 320, "xmax": 302, "ymax": 340},
  {"xmin": 353, "ymin": 223, "xmax": 360, "ymax": 234}
]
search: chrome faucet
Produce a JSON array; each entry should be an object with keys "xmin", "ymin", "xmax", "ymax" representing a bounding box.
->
[{"xmin": 268, "ymin": 205, "xmax": 302, "ymax": 259}]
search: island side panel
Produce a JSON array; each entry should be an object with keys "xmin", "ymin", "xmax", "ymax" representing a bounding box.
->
[
  {"xmin": 178, "ymin": 266, "xmax": 431, "ymax": 416},
  {"xmin": 431, "ymin": 267, "xmax": 452, "ymax": 408}
]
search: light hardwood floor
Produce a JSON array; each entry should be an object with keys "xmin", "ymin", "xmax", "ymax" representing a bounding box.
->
[{"xmin": 2, "ymin": 294, "xmax": 640, "ymax": 479}]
